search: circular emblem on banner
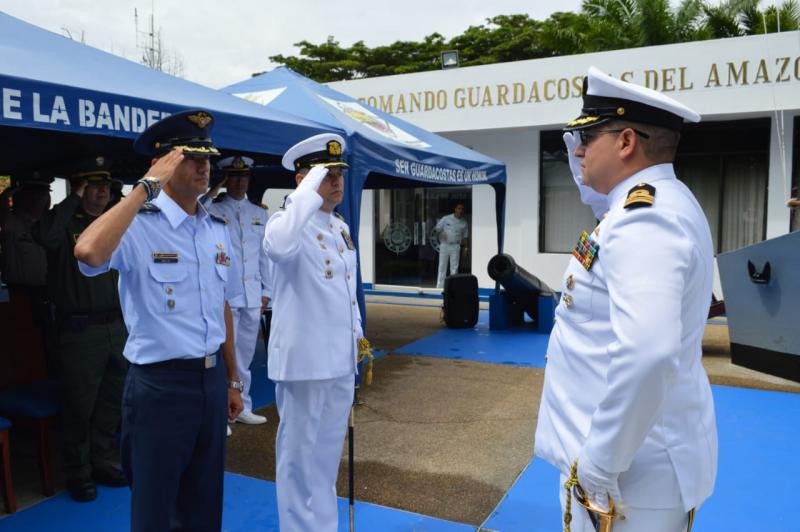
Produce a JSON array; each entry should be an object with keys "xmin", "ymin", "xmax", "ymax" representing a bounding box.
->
[
  {"xmin": 429, "ymin": 228, "xmax": 441, "ymax": 253},
  {"xmin": 383, "ymin": 223, "xmax": 412, "ymax": 255}
]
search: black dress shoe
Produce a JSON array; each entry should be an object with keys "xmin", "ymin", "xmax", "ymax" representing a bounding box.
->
[
  {"xmin": 67, "ymin": 477, "xmax": 97, "ymax": 502},
  {"xmin": 92, "ymin": 465, "xmax": 128, "ymax": 487}
]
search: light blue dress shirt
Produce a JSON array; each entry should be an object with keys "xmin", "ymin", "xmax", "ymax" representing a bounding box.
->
[{"xmin": 79, "ymin": 192, "xmax": 242, "ymax": 364}]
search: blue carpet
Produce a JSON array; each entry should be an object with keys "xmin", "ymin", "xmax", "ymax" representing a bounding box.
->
[
  {"xmin": 394, "ymin": 311, "xmax": 550, "ymax": 367},
  {"xmin": 0, "ymin": 473, "xmax": 471, "ymax": 531},
  {"xmin": 484, "ymin": 384, "xmax": 800, "ymax": 531}
]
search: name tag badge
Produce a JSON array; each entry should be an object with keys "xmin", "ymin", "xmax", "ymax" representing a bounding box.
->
[
  {"xmin": 251, "ymin": 216, "xmax": 263, "ymax": 226},
  {"xmin": 153, "ymin": 252, "xmax": 179, "ymax": 264}
]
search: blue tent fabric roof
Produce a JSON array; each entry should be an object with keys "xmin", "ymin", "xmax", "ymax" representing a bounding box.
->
[
  {"xmin": 223, "ymin": 67, "xmax": 507, "ymax": 188},
  {"xmin": 0, "ymin": 12, "xmax": 335, "ymax": 158}
]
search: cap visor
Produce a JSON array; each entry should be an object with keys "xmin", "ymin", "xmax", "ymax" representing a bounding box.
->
[{"xmin": 563, "ymin": 115, "xmax": 610, "ymax": 132}]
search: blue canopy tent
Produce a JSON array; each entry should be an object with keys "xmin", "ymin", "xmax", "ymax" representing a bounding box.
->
[
  {"xmin": 222, "ymin": 67, "xmax": 508, "ymax": 320},
  {"xmin": 0, "ymin": 12, "xmax": 337, "ymax": 179}
]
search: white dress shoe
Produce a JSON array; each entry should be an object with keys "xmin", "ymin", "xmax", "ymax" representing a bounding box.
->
[
  {"xmin": 227, "ymin": 424, "xmax": 232, "ymax": 437},
  {"xmin": 235, "ymin": 411, "xmax": 267, "ymax": 424}
]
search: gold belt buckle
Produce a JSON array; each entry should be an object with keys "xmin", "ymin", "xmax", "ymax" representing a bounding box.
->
[{"xmin": 204, "ymin": 355, "xmax": 217, "ymax": 369}]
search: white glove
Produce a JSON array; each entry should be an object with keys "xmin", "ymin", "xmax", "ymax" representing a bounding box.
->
[
  {"xmin": 563, "ymin": 131, "xmax": 609, "ymax": 219},
  {"xmin": 297, "ymin": 165, "xmax": 329, "ymax": 194},
  {"xmin": 577, "ymin": 448, "xmax": 622, "ymax": 512}
]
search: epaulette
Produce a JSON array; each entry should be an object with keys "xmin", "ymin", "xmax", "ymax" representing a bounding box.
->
[
  {"xmin": 623, "ymin": 182, "xmax": 655, "ymax": 210},
  {"xmin": 260, "ymin": 203, "xmax": 268, "ymax": 210},
  {"xmin": 138, "ymin": 202, "xmax": 161, "ymax": 214},
  {"xmin": 209, "ymin": 212, "xmax": 227, "ymax": 225},
  {"xmin": 333, "ymin": 211, "xmax": 345, "ymax": 221}
]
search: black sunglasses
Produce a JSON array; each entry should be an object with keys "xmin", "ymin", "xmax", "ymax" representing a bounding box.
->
[{"xmin": 578, "ymin": 128, "xmax": 650, "ymax": 146}]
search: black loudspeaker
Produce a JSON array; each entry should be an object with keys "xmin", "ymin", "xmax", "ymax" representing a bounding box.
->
[{"xmin": 443, "ymin": 274, "xmax": 479, "ymax": 328}]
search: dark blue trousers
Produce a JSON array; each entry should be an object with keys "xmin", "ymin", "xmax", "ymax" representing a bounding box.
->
[{"xmin": 121, "ymin": 357, "xmax": 227, "ymax": 532}]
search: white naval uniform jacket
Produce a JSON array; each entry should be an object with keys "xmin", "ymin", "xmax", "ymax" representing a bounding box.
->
[
  {"xmin": 435, "ymin": 214, "xmax": 469, "ymax": 245},
  {"xmin": 206, "ymin": 195, "xmax": 272, "ymax": 307},
  {"xmin": 263, "ymin": 185, "xmax": 361, "ymax": 382},
  {"xmin": 534, "ymin": 163, "xmax": 718, "ymax": 511}
]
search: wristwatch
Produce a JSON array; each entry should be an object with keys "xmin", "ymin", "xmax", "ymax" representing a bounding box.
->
[
  {"xmin": 135, "ymin": 176, "xmax": 162, "ymax": 201},
  {"xmin": 228, "ymin": 380, "xmax": 244, "ymax": 391}
]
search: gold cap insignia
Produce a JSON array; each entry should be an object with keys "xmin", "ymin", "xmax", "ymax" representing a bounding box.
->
[
  {"xmin": 232, "ymin": 157, "xmax": 246, "ymax": 169},
  {"xmin": 187, "ymin": 112, "xmax": 212, "ymax": 128},
  {"xmin": 326, "ymin": 140, "xmax": 342, "ymax": 157},
  {"xmin": 95, "ymin": 156, "xmax": 105, "ymax": 166},
  {"xmin": 616, "ymin": 107, "xmax": 625, "ymax": 116}
]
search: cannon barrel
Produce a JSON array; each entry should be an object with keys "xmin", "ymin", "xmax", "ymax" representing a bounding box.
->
[{"xmin": 487, "ymin": 253, "xmax": 552, "ymax": 318}]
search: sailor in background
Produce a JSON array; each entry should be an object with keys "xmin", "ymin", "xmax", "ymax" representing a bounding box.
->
[
  {"xmin": 534, "ymin": 67, "xmax": 717, "ymax": 532},
  {"xmin": 264, "ymin": 133, "xmax": 362, "ymax": 532},
  {"xmin": 75, "ymin": 109, "xmax": 243, "ymax": 532},
  {"xmin": 433, "ymin": 202, "xmax": 469, "ymax": 288},
  {"xmin": 203, "ymin": 156, "xmax": 271, "ymax": 431}
]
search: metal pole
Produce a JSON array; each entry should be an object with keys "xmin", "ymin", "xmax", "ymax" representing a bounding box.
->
[{"xmin": 348, "ymin": 405, "xmax": 355, "ymax": 532}]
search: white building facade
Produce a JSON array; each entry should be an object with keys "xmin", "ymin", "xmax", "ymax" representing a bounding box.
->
[{"xmin": 327, "ymin": 33, "xmax": 800, "ymax": 295}]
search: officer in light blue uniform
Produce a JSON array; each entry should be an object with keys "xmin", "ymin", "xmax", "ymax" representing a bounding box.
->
[{"xmin": 75, "ymin": 109, "xmax": 244, "ymax": 532}]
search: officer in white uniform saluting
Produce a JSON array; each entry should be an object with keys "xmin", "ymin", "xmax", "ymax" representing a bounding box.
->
[
  {"xmin": 74, "ymin": 109, "xmax": 244, "ymax": 532},
  {"xmin": 434, "ymin": 203, "xmax": 469, "ymax": 288},
  {"xmin": 534, "ymin": 67, "xmax": 718, "ymax": 532},
  {"xmin": 204, "ymin": 156, "xmax": 271, "ymax": 428},
  {"xmin": 264, "ymin": 133, "xmax": 362, "ymax": 532}
]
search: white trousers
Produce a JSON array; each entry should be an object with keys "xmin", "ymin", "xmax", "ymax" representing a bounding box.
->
[
  {"xmin": 436, "ymin": 243, "xmax": 461, "ymax": 288},
  {"xmin": 275, "ymin": 375, "xmax": 354, "ymax": 532},
  {"xmin": 558, "ymin": 474, "xmax": 691, "ymax": 532},
  {"xmin": 231, "ymin": 306, "xmax": 262, "ymax": 412}
]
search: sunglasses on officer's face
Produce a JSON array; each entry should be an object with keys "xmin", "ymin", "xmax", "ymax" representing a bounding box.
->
[{"xmin": 578, "ymin": 127, "xmax": 650, "ymax": 146}]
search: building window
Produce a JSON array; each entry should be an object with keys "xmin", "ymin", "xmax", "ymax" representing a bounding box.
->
[
  {"xmin": 374, "ymin": 187, "xmax": 471, "ymax": 287},
  {"xmin": 675, "ymin": 118, "xmax": 769, "ymax": 253},
  {"xmin": 539, "ymin": 131, "xmax": 596, "ymax": 253},
  {"xmin": 539, "ymin": 118, "xmax": 770, "ymax": 254}
]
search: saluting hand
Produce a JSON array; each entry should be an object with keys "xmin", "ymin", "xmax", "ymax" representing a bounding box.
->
[{"xmin": 147, "ymin": 148, "xmax": 185, "ymax": 187}]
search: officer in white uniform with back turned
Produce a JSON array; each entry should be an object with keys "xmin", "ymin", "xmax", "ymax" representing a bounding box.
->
[
  {"xmin": 264, "ymin": 133, "xmax": 361, "ymax": 532},
  {"xmin": 205, "ymin": 156, "xmax": 271, "ymax": 429},
  {"xmin": 534, "ymin": 67, "xmax": 718, "ymax": 532}
]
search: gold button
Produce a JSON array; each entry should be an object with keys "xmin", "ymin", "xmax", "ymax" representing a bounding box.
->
[
  {"xmin": 319, "ymin": 243, "xmax": 327, "ymax": 250},
  {"xmin": 165, "ymin": 286, "xmax": 173, "ymax": 295},
  {"xmin": 338, "ymin": 246, "xmax": 344, "ymax": 253},
  {"xmin": 566, "ymin": 274, "xmax": 574, "ymax": 290},
  {"xmin": 325, "ymin": 259, "xmax": 331, "ymax": 265},
  {"xmin": 325, "ymin": 269, "xmax": 333, "ymax": 279},
  {"xmin": 563, "ymin": 294, "xmax": 573, "ymax": 308},
  {"xmin": 167, "ymin": 299, "xmax": 176, "ymax": 310},
  {"xmin": 317, "ymin": 234, "xmax": 323, "ymax": 240}
]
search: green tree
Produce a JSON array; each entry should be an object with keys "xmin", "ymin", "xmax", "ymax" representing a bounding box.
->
[{"xmin": 266, "ymin": 0, "xmax": 800, "ymax": 82}]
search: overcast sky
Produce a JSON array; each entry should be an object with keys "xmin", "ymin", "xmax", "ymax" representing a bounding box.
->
[{"xmin": 2, "ymin": 0, "xmax": 587, "ymax": 88}]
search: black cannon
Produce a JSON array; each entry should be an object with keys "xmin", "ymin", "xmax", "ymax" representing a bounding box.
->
[{"xmin": 487, "ymin": 253, "xmax": 553, "ymax": 324}]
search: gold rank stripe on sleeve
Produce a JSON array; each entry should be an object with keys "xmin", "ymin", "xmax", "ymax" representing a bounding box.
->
[
  {"xmin": 623, "ymin": 182, "xmax": 656, "ymax": 209},
  {"xmin": 152, "ymin": 252, "xmax": 179, "ymax": 263},
  {"xmin": 572, "ymin": 230, "xmax": 600, "ymax": 271}
]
